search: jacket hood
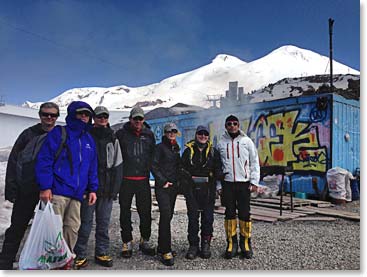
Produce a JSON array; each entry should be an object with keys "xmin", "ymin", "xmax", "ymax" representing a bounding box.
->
[
  {"xmin": 66, "ymin": 101, "xmax": 94, "ymax": 132},
  {"xmin": 185, "ymin": 139, "xmax": 212, "ymax": 160}
]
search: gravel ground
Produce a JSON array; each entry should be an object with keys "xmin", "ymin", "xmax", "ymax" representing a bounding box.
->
[
  {"xmin": 72, "ymin": 199, "xmax": 360, "ymax": 271},
  {"xmin": 3, "ymin": 198, "xmax": 360, "ymax": 271}
]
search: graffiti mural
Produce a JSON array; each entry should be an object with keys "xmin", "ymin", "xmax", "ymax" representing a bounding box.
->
[
  {"xmin": 208, "ymin": 107, "xmax": 330, "ymax": 174},
  {"xmin": 244, "ymin": 109, "xmax": 329, "ymax": 173}
]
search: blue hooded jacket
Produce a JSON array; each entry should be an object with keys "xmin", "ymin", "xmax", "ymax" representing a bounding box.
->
[{"xmin": 35, "ymin": 101, "xmax": 99, "ymax": 202}]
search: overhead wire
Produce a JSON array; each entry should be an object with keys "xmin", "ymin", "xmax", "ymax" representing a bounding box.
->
[{"xmin": 0, "ymin": 16, "xmax": 127, "ymax": 70}]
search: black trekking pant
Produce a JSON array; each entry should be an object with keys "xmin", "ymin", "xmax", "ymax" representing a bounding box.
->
[
  {"xmin": 155, "ymin": 185, "xmax": 179, "ymax": 254},
  {"xmin": 222, "ymin": 181, "xmax": 251, "ymax": 221},
  {"xmin": 0, "ymin": 189, "xmax": 39, "ymax": 268},
  {"xmin": 119, "ymin": 179, "xmax": 152, "ymax": 243},
  {"xmin": 185, "ymin": 183, "xmax": 215, "ymax": 246}
]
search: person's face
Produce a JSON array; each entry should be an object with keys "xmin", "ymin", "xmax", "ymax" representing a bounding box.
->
[
  {"xmin": 76, "ymin": 110, "xmax": 91, "ymax": 123},
  {"xmin": 94, "ymin": 113, "xmax": 109, "ymax": 127},
  {"xmin": 165, "ymin": 129, "xmax": 178, "ymax": 140},
  {"xmin": 196, "ymin": 130, "xmax": 209, "ymax": 144},
  {"xmin": 130, "ymin": 116, "xmax": 144, "ymax": 131},
  {"xmin": 39, "ymin": 107, "xmax": 59, "ymax": 126},
  {"xmin": 225, "ymin": 120, "xmax": 240, "ymax": 134}
]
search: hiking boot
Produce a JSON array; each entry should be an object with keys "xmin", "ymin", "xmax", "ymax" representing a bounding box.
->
[
  {"xmin": 73, "ymin": 256, "xmax": 88, "ymax": 270},
  {"xmin": 159, "ymin": 252, "xmax": 174, "ymax": 266},
  {"xmin": 200, "ymin": 236, "xmax": 212, "ymax": 259},
  {"xmin": 139, "ymin": 238, "xmax": 156, "ymax": 256},
  {"xmin": 95, "ymin": 254, "xmax": 113, "ymax": 267},
  {"xmin": 185, "ymin": 245, "xmax": 199, "ymax": 260},
  {"xmin": 224, "ymin": 219, "xmax": 238, "ymax": 259},
  {"xmin": 239, "ymin": 220, "xmax": 253, "ymax": 259},
  {"xmin": 121, "ymin": 241, "xmax": 133, "ymax": 258},
  {"xmin": 157, "ymin": 247, "xmax": 177, "ymax": 257}
]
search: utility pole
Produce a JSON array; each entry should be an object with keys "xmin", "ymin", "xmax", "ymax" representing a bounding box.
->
[{"xmin": 329, "ymin": 18, "xmax": 334, "ymax": 93}]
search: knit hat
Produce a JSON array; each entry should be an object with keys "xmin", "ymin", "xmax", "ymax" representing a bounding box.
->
[{"xmin": 225, "ymin": 114, "xmax": 239, "ymax": 123}]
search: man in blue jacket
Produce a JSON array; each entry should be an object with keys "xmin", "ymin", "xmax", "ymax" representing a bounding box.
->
[{"xmin": 36, "ymin": 101, "xmax": 98, "ymax": 269}]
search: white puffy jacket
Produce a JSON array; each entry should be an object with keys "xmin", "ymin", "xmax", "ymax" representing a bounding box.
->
[{"xmin": 217, "ymin": 130, "xmax": 260, "ymax": 185}]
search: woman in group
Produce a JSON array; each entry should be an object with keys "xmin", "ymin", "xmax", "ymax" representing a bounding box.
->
[
  {"xmin": 181, "ymin": 125, "xmax": 223, "ymax": 260},
  {"xmin": 151, "ymin": 122, "xmax": 181, "ymax": 266}
]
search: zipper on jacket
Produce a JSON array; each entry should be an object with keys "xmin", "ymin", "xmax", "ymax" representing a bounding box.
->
[
  {"xmin": 231, "ymin": 140, "xmax": 236, "ymax": 182},
  {"xmin": 77, "ymin": 138, "xmax": 82, "ymax": 189},
  {"xmin": 237, "ymin": 141, "xmax": 240, "ymax": 158},
  {"xmin": 226, "ymin": 143, "xmax": 229, "ymax": 159}
]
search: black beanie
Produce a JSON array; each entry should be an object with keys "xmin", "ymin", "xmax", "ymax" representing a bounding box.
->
[{"xmin": 225, "ymin": 115, "xmax": 239, "ymax": 123}]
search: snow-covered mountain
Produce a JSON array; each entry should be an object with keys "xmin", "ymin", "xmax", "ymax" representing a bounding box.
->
[{"xmin": 24, "ymin": 45, "xmax": 359, "ymax": 111}]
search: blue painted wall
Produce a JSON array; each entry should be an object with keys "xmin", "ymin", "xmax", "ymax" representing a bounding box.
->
[{"xmin": 147, "ymin": 93, "xmax": 360, "ymax": 195}]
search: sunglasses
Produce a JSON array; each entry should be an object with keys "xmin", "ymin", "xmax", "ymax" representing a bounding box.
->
[
  {"xmin": 96, "ymin": 114, "xmax": 109, "ymax": 119},
  {"xmin": 197, "ymin": 131, "xmax": 209, "ymax": 136},
  {"xmin": 165, "ymin": 129, "xmax": 178, "ymax": 134},
  {"xmin": 40, "ymin": 112, "xmax": 58, "ymax": 118},
  {"xmin": 226, "ymin": 121, "xmax": 238, "ymax": 127},
  {"xmin": 76, "ymin": 111, "xmax": 91, "ymax": 117},
  {"xmin": 133, "ymin": 116, "xmax": 144, "ymax": 121}
]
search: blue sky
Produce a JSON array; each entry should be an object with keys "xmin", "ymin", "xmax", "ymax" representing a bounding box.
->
[{"xmin": 0, "ymin": 0, "xmax": 360, "ymax": 105}]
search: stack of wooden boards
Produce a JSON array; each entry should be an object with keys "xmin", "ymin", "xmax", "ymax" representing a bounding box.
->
[{"xmin": 214, "ymin": 196, "xmax": 360, "ymax": 223}]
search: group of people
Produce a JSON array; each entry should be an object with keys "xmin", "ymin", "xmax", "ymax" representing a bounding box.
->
[{"xmin": 0, "ymin": 100, "xmax": 260, "ymax": 270}]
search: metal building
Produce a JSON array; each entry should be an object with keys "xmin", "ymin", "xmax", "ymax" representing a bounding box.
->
[{"xmin": 146, "ymin": 93, "xmax": 360, "ymax": 195}]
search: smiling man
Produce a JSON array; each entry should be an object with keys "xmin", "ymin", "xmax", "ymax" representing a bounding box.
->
[
  {"xmin": 0, "ymin": 102, "xmax": 60, "ymax": 270},
  {"xmin": 36, "ymin": 101, "xmax": 98, "ymax": 269},
  {"xmin": 115, "ymin": 107, "xmax": 156, "ymax": 258},
  {"xmin": 217, "ymin": 115, "xmax": 260, "ymax": 260}
]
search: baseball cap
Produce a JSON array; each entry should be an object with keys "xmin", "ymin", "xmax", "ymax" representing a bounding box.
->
[
  {"xmin": 164, "ymin": 122, "xmax": 178, "ymax": 133},
  {"xmin": 130, "ymin": 107, "xmax": 144, "ymax": 118},
  {"xmin": 76, "ymin": 107, "xmax": 93, "ymax": 114},
  {"xmin": 94, "ymin": 106, "xmax": 109, "ymax": 116},
  {"xmin": 196, "ymin": 125, "xmax": 209, "ymax": 134}
]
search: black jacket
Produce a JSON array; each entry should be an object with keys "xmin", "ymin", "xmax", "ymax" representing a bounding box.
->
[
  {"xmin": 151, "ymin": 136, "xmax": 181, "ymax": 188},
  {"xmin": 5, "ymin": 123, "xmax": 47, "ymax": 202},
  {"xmin": 181, "ymin": 139, "xmax": 223, "ymax": 186},
  {"xmin": 90, "ymin": 126, "xmax": 123, "ymax": 198},
  {"xmin": 115, "ymin": 122, "xmax": 155, "ymax": 178}
]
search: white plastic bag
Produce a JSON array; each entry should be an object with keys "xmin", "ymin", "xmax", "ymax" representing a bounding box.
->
[
  {"xmin": 327, "ymin": 167, "xmax": 354, "ymax": 202},
  {"xmin": 19, "ymin": 201, "xmax": 73, "ymax": 270}
]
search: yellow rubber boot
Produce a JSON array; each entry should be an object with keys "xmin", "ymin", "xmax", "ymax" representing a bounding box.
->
[
  {"xmin": 224, "ymin": 219, "xmax": 238, "ymax": 259},
  {"xmin": 239, "ymin": 220, "xmax": 253, "ymax": 259}
]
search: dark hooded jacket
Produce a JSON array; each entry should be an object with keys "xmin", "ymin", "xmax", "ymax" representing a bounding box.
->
[
  {"xmin": 89, "ymin": 126, "xmax": 123, "ymax": 198},
  {"xmin": 115, "ymin": 121, "xmax": 155, "ymax": 178},
  {"xmin": 35, "ymin": 101, "xmax": 99, "ymax": 202},
  {"xmin": 5, "ymin": 123, "xmax": 47, "ymax": 202}
]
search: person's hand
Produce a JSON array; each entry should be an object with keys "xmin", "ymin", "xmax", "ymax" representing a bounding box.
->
[
  {"xmin": 88, "ymin": 192, "xmax": 97, "ymax": 205},
  {"xmin": 40, "ymin": 189, "xmax": 52, "ymax": 203},
  {"xmin": 249, "ymin": 184, "xmax": 259, "ymax": 192},
  {"xmin": 163, "ymin": 182, "xmax": 173, "ymax": 188}
]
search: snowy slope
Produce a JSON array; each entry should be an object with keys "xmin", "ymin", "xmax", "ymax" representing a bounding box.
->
[{"xmin": 24, "ymin": 45, "xmax": 359, "ymax": 112}]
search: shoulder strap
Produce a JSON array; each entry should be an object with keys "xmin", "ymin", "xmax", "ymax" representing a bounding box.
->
[{"xmin": 55, "ymin": 126, "xmax": 67, "ymax": 161}]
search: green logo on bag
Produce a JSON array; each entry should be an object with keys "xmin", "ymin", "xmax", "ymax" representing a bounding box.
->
[{"xmin": 37, "ymin": 231, "xmax": 68, "ymax": 264}]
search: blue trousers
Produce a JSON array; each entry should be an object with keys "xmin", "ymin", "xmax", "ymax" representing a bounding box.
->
[{"xmin": 74, "ymin": 197, "xmax": 113, "ymax": 257}]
